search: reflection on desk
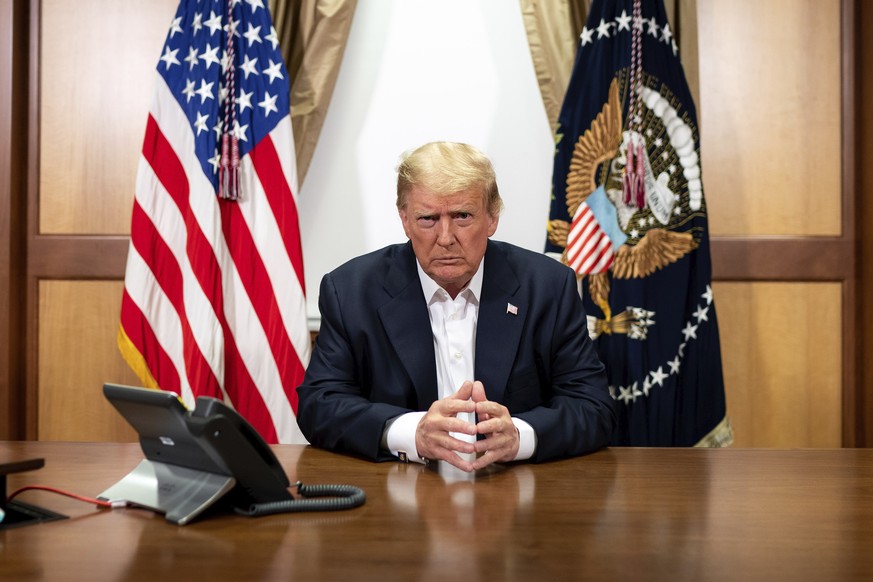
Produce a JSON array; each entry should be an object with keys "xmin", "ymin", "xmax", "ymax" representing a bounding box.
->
[
  {"xmin": 385, "ymin": 460, "xmax": 538, "ymax": 580},
  {"xmin": 1, "ymin": 442, "xmax": 872, "ymax": 581}
]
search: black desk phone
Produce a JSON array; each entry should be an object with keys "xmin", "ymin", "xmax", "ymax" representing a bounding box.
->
[{"xmin": 99, "ymin": 383, "xmax": 364, "ymax": 524}]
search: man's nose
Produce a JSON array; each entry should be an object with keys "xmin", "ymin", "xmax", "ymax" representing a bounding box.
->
[{"xmin": 436, "ymin": 218, "xmax": 455, "ymax": 246}]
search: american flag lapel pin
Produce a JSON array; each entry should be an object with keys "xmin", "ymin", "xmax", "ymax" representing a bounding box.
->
[{"xmin": 506, "ymin": 303, "xmax": 518, "ymax": 315}]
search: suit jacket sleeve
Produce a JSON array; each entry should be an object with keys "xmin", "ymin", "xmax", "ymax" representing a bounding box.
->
[
  {"xmin": 511, "ymin": 266, "xmax": 617, "ymax": 462},
  {"xmin": 296, "ymin": 271, "xmax": 413, "ymax": 461},
  {"xmin": 296, "ymin": 243, "xmax": 440, "ymax": 461}
]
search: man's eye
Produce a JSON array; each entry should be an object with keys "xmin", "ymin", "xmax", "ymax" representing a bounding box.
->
[
  {"xmin": 455, "ymin": 213, "xmax": 472, "ymax": 220},
  {"xmin": 418, "ymin": 216, "xmax": 435, "ymax": 225}
]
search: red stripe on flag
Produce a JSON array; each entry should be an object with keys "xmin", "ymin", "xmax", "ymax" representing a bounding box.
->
[
  {"xmin": 120, "ymin": 290, "xmax": 181, "ymax": 393},
  {"xmin": 576, "ymin": 223, "xmax": 607, "ymax": 263},
  {"xmin": 142, "ymin": 115, "xmax": 189, "ymax": 213},
  {"xmin": 129, "ymin": 201, "xmax": 221, "ymax": 399},
  {"xmin": 248, "ymin": 135, "xmax": 306, "ymax": 294},
  {"xmin": 566, "ymin": 204, "xmax": 614, "ymax": 275},
  {"xmin": 578, "ymin": 236, "xmax": 613, "ymax": 273},
  {"xmin": 219, "ymin": 199, "xmax": 305, "ymax": 414},
  {"xmin": 221, "ymin": 322, "xmax": 279, "ymax": 443},
  {"xmin": 567, "ymin": 208, "xmax": 596, "ymax": 253}
]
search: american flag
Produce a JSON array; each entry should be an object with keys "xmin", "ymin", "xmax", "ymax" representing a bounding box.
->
[
  {"xmin": 547, "ymin": 0, "xmax": 729, "ymax": 446},
  {"xmin": 566, "ymin": 202, "xmax": 615, "ymax": 275},
  {"xmin": 118, "ymin": 0, "xmax": 310, "ymax": 444}
]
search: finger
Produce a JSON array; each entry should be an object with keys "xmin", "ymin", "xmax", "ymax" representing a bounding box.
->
[
  {"xmin": 452, "ymin": 380, "xmax": 474, "ymax": 401},
  {"xmin": 424, "ymin": 434, "xmax": 477, "ymax": 456},
  {"xmin": 471, "ymin": 381, "xmax": 491, "ymax": 422},
  {"xmin": 473, "ymin": 421, "xmax": 513, "ymax": 447},
  {"xmin": 475, "ymin": 416, "xmax": 512, "ymax": 437},
  {"xmin": 417, "ymin": 415, "xmax": 477, "ymax": 452},
  {"xmin": 432, "ymin": 397, "xmax": 476, "ymax": 417},
  {"xmin": 472, "ymin": 439, "xmax": 518, "ymax": 467},
  {"xmin": 425, "ymin": 415, "xmax": 477, "ymax": 437},
  {"xmin": 475, "ymin": 399, "xmax": 509, "ymax": 420},
  {"xmin": 471, "ymin": 380, "xmax": 487, "ymax": 403},
  {"xmin": 416, "ymin": 433, "xmax": 477, "ymax": 466},
  {"xmin": 473, "ymin": 423, "xmax": 520, "ymax": 463},
  {"xmin": 471, "ymin": 449, "xmax": 497, "ymax": 471},
  {"xmin": 442, "ymin": 452, "xmax": 475, "ymax": 473}
]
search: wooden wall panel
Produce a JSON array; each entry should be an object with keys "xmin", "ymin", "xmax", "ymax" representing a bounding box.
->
[
  {"xmin": 1, "ymin": 0, "xmax": 27, "ymax": 439},
  {"xmin": 715, "ymin": 282, "xmax": 842, "ymax": 447},
  {"xmin": 38, "ymin": 0, "xmax": 177, "ymax": 235},
  {"xmin": 38, "ymin": 280, "xmax": 138, "ymax": 441},
  {"xmin": 698, "ymin": 0, "xmax": 842, "ymax": 237},
  {"xmin": 860, "ymin": 0, "xmax": 873, "ymax": 448}
]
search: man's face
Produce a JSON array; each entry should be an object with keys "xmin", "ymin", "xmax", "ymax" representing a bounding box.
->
[{"xmin": 399, "ymin": 185, "xmax": 499, "ymax": 298}]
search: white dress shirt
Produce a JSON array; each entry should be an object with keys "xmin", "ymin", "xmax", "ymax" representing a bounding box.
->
[{"xmin": 384, "ymin": 258, "xmax": 536, "ymax": 464}]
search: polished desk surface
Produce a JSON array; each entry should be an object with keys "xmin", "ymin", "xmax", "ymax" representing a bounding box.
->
[{"xmin": 1, "ymin": 442, "xmax": 872, "ymax": 581}]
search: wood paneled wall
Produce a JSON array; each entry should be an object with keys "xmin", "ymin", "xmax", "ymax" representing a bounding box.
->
[
  {"xmin": 715, "ymin": 282, "xmax": 842, "ymax": 447},
  {"xmin": 0, "ymin": 0, "xmax": 868, "ymax": 446},
  {"xmin": 0, "ymin": 0, "xmax": 28, "ymax": 440},
  {"xmin": 38, "ymin": 281, "xmax": 138, "ymax": 441},
  {"xmin": 701, "ymin": 0, "xmax": 842, "ymax": 237},
  {"xmin": 699, "ymin": 0, "xmax": 850, "ymax": 447},
  {"xmin": 38, "ymin": 1, "xmax": 170, "ymax": 235},
  {"xmin": 30, "ymin": 0, "xmax": 177, "ymax": 441},
  {"xmin": 859, "ymin": 0, "xmax": 873, "ymax": 446}
]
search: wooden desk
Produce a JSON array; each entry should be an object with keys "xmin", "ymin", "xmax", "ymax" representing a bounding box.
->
[{"xmin": 1, "ymin": 442, "xmax": 872, "ymax": 581}]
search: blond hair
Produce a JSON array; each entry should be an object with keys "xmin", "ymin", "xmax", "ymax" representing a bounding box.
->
[{"xmin": 395, "ymin": 142, "xmax": 503, "ymax": 216}]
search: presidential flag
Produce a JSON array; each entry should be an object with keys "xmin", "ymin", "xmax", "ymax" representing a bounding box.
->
[
  {"xmin": 546, "ymin": 0, "xmax": 731, "ymax": 446},
  {"xmin": 118, "ymin": 0, "xmax": 310, "ymax": 444}
]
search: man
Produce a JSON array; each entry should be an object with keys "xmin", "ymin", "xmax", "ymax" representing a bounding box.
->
[{"xmin": 297, "ymin": 142, "xmax": 615, "ymax": 472}]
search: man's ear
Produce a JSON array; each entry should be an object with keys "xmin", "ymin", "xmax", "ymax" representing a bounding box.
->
[{"xmin": 487, "ymin": 213, "xmax": 499, "ymax": 237}]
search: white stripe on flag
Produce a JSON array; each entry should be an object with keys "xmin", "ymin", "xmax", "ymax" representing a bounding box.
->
[
  {"xmin": 122, "ymin": 244, "xmax": 195, "ymax": 405},
  {"xmin": 134, "ymin": 156, "xmax": 226, "ymax": 390},
  {"xmin": 567, "ymin": 202, "xmax": 614, "ymax": 275}
]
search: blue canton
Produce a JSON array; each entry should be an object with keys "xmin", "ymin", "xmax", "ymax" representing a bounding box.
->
[{"xmin": 156, "ymin": 0, "xmax": 289, "ymax": 189}]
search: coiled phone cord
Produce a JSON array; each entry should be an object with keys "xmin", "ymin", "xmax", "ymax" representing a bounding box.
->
[{"xmin": 235, "ymin": 482, "xmax": 366, "ymax": 516}]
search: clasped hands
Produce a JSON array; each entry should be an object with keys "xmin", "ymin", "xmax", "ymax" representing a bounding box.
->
[{"xmin": 415, "ymin": 380, "xmax": 519, "ymax": 472}]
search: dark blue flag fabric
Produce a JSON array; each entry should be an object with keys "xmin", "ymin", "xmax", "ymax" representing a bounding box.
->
[{"xmin": 546, "ymin": 0, "xmax": 732, "ymax": 446}]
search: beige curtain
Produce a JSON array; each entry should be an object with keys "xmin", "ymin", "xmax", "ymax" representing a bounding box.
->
[
  {"xmin": 269, "ymin": 0, "xmax": 358, "ymax": 185},
  {"xmin": 668, "ymin": 0, "xmax": 701, "ymax": 113},
  {"xmin": 519, "ymin": 0, "xmax": 589, "ymax": 137},
  {"xmin": 521, "ymin": 0, "xmax": 699, "ymax": 137}
]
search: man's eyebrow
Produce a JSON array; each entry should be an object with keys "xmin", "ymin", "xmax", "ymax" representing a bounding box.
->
[{"xmin": 412, "ymin": 204, "xmax": 476, "ymax": 218}]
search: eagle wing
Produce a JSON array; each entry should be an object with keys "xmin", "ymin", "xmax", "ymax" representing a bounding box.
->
[
  {"xmin": 565, "ymin": 78, "xmax": 624, "ymax": 217},
  {"xmin": 612, "ymin": 228, "xmax": 698, "ymax": 279}
]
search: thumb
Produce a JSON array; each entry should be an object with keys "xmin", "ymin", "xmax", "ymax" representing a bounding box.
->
[
  {"xmin": 453, "ymin": 380, "xmax": 474, "ymax": 401},
  {"xmin": 471, "ymin": 380, "xmax": 487, "ymax": 403}
]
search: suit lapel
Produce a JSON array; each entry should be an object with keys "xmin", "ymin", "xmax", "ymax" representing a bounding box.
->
[
  {"xmin": 378, "ymin": 244, "xmax": 438, "ymax": 409},
  {"xmin": 475, "ymin": 243, "xmax": 526, "ymax": 403}
]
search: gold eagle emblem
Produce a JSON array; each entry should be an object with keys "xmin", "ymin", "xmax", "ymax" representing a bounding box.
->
[{"xmin": 549, "ymin": 78, "xmax": 698, "ymax": 328}]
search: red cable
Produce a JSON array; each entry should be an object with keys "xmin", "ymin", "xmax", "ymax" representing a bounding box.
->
[{"xmin": 6, "ymin": 485, "xmax": 123, "ymax": 508}]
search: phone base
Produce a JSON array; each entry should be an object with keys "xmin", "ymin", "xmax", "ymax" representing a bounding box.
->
[
  {"xmin": 0, "ymin": 458, "xmax": 68, "ymax": 530},
  {"xmin": 98, "ymin": 459, "xmax": 236, "ymax": 525}
]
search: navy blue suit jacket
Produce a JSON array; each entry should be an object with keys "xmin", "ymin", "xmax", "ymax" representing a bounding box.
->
[{"xmin": 296, "ymin": 240, "xmax": 616, "ymax": 462}]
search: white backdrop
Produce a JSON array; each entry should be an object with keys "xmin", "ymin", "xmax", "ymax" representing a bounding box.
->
[{"xmin": 298, "ymin": 1, "xmax": 556, "ymax": 324}]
